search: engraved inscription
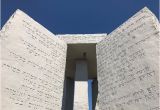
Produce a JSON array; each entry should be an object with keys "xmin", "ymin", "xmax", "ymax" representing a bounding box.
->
[
  {"xmin": 1, "ymin": 10, "xmax": 67, "ymax": 110},
  {"xmin": 97, "ymin": 7, "xmax": 159, "ymax": 110}
]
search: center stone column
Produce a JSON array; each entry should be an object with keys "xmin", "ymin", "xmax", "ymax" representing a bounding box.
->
[{"xmin": 73, "ymin": 60, "xmax": 89, "ymax": 110}]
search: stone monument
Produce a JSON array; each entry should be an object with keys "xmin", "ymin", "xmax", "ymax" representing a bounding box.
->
[{"xmin": 0, "ymin": 7, "xmax": 159, "ymax": 110}]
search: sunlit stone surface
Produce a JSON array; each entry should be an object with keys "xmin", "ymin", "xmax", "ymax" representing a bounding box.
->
[
  {"xmin": 97, "ymin": 7, "xmax": 160, "ymax": 110},
  {"xmin": 73, "ymin": 61, "xmax": 89, "ymax": 110},
  {"xmin": 1, "ymin": 7, "xmax": 159, "ymax": 110}
]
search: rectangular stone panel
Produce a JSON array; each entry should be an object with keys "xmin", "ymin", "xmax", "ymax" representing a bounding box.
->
[
  {"xmin": 58, "ymin": 34, "xmax": 107, "ymax": 44},
  {"xmin": 0, "ymin": 9, "xmax": 67, "ymax": 110},
  {"xmin": 74, "ymin": 82, "xmax": 89, "ymax": 110},
  {"xmin": 73, "ymin": 60, "xmax": 89, "ymax": 110},
  {"xmin": 96, "ymin": 7, "xmax": 160, "ymax": 110}
]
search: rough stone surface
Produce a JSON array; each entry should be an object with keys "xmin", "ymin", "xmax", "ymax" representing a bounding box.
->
[
  {"xmin": 97, "ymin": 7, "xmax": 160, "ymax": 110},
  {"xmin": 1, "ymin": 7, "xmax": 159, "ymax": 110},
  {"xmin": 0, "ymin": 9, "xmax": 67, "ymax": 110},
  {"xmin": 73, "ymin": 61, "xmax": 89, "ymax": 110},
  {"xmin": 57, "ymin": 34, "xmax": 106, "ymax": 44}
]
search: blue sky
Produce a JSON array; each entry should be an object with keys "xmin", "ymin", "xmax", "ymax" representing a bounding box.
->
[
  {"xmin": 1, "ymin": 0, "xmax": 159, "ymax": 34},
  {"xmin": 1, "ymin": 0, "xmax": 159, "ymax": 110}
]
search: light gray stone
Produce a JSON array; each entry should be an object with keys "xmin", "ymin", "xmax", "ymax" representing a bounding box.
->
[
  {"xmin": 73, "ymin": 60, "xmax": 89, "ymax": 110},
  {"xmin": 96, "ymin": 7, "xmax": 160, "ymax": 110},
  {"xmin": 57, "ymin": 34, "xmax": 106, "ymax": 44},
  {"xmin": 1, "ymin": 7, "xmax": 159, "ymax": 110},
  {"xmin": 0, "ymin": 9, "xmax": 67, "ymax": 110}
]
